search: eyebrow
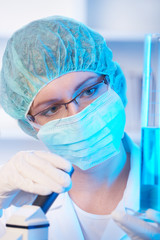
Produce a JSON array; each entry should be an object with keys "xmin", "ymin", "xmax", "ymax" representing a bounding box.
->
[
  {"xmin": 31, "ymin": 75, "xmax": 102, "ymax": 113},
  {"xmin": 74, "ymin": 75, "xmax": 101, "ymax": 91}
]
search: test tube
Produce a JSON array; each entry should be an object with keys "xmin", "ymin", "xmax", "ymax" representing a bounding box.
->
[{"xmin": 140, "ymin": 34, "xmax": 160, "ymax": 211}]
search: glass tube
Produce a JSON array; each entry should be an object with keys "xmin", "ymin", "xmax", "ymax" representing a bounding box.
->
[{"xmin": 140, "ymin": 34, "xmax": 160, "ymax": 211}]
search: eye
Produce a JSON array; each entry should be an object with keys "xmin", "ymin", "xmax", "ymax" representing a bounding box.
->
[
  {"xmin": 84, "ymin": 88, "xmax": 96, "ymax": 96},
  {"xmin": 41, "ymin": 105, "xmax": 61, "ymax": 117},
  {"xmin": 80, "ymin": 85, "xmax": 100, "ymax": 98}
]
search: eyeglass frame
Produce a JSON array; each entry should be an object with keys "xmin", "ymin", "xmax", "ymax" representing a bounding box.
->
[{"xmin": 27, "ymin": 75, "xmax": 109, "ymax": 123}]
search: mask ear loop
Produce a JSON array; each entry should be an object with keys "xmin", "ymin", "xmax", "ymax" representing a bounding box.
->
[
  {"xmin": 29, "ymin": 121, "xmax": 41, "ymax": 130},
  {"xmin": 26, "ymin": 113, "xmax": 66, "ymax": 130},
  {"xmin": 26, "ymin": 115, "xmax": 41, "ymax": 130}
]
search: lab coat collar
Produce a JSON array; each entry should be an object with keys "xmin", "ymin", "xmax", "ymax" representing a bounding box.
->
[
  {"xmin": 122, "ymin": 133, "xmax": 140, "ymax": 212},
  {"xmin": 47, "ymin": 192, "xmax": 84, "ymax": 240}
]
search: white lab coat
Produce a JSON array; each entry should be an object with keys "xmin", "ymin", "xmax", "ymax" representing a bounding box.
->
[
  {"xmin": 46, "ymin": 133, "xmax": 140, "ymax": 240},
  {"xmin": 0, "ymin": 133, "xmax": 140, "ymax": 239}
]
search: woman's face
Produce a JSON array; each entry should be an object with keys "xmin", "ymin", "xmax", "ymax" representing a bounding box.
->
[{"xmin": 29, "ymin": 71, "xmax": 106, "ymax": 127}]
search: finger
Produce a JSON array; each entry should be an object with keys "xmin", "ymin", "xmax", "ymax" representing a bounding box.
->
[
  {"xmin": 14, "ymin": 158, "xmax": 68, "ymax": 194},
  {"xmin": 10, "ymin": 169, "xmax": 52, "ymax": 195},
  {"xmin": 112, "ymin": 211, "xmax": 160, "ymax": 240},
  {"xmin": 146, "ymin": 209, "xmax": 160, "ymax": 224},
  {"xmin": 25, "ymin": 152, "xmax": 72, "ymax": 187},
  {"xmin": 18, "ymin": 178, "xmax": 52, "ymax": 195},
  {"xmin": 34, "ymin": 151, "xmax": 72, "ymax": 172}
]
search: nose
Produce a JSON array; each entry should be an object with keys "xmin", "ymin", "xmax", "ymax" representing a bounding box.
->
[{"xmin": 66, "ymin": 101, "xmax": 79, "ymax": 116}]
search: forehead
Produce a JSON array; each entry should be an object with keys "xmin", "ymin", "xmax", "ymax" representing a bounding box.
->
[
  {"xmin": 46, "ymin": 71, "xmax": 99, "ymax": 88},
  {"xmin": 37, "ymin": 71, "xmax": 99, "ymax": 98}
]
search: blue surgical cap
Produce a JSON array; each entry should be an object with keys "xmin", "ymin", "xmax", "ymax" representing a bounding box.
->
[{"xmin": 0, "ymin": 16, "xmax": 127, "ymax": 138}]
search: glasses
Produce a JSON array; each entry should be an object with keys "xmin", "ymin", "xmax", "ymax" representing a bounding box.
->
[{"xmin": 27, "ymin": 75, "xmax": 109, "ymax": 126}]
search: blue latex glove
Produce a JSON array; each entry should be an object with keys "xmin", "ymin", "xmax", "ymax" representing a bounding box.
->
[{"xmin": 112, "ymin": 209, "xmax": 160, "ymax": 240}]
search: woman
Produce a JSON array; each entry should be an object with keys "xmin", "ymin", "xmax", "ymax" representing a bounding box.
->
[{"xmin": 0, "ymin": 16, "xmax": 159, "ymax": 239}]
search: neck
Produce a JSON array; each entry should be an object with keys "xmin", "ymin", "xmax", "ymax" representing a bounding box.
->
[{"xmin": 69, "ymin": 142, "xmax": 130, "ymax": 214}]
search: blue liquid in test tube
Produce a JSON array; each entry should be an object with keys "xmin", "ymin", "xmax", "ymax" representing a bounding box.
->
[
  {"xmin": 141, "ymin": 127, "xmax": 160, "ymax": 211},
  {"xmin": 140, "ymin": 34, "xmax": 160, "ymax": 211}
]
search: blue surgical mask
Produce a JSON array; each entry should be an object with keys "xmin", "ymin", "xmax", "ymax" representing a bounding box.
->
[{"xmin": 37, "ymin": 88, "xmax": 126, "ymax": 170}]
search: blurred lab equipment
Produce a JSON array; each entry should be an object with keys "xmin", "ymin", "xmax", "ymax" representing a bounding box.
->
[
  {"xmin": 140, "ymin": 34, "xmax": 160, "ymax": 212},
  {"xmin": 1, "ymin": 205, "xmax": 49, "ymax": 240}
]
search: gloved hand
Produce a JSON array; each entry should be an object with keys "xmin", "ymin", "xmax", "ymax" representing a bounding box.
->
[
  {"xmin": 0, "ymin": 151, "xmax": 72, "ymax": 209},
  {"xmin": 112, "ymin": 208, "xmax": 160, "ymax": 240}
]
